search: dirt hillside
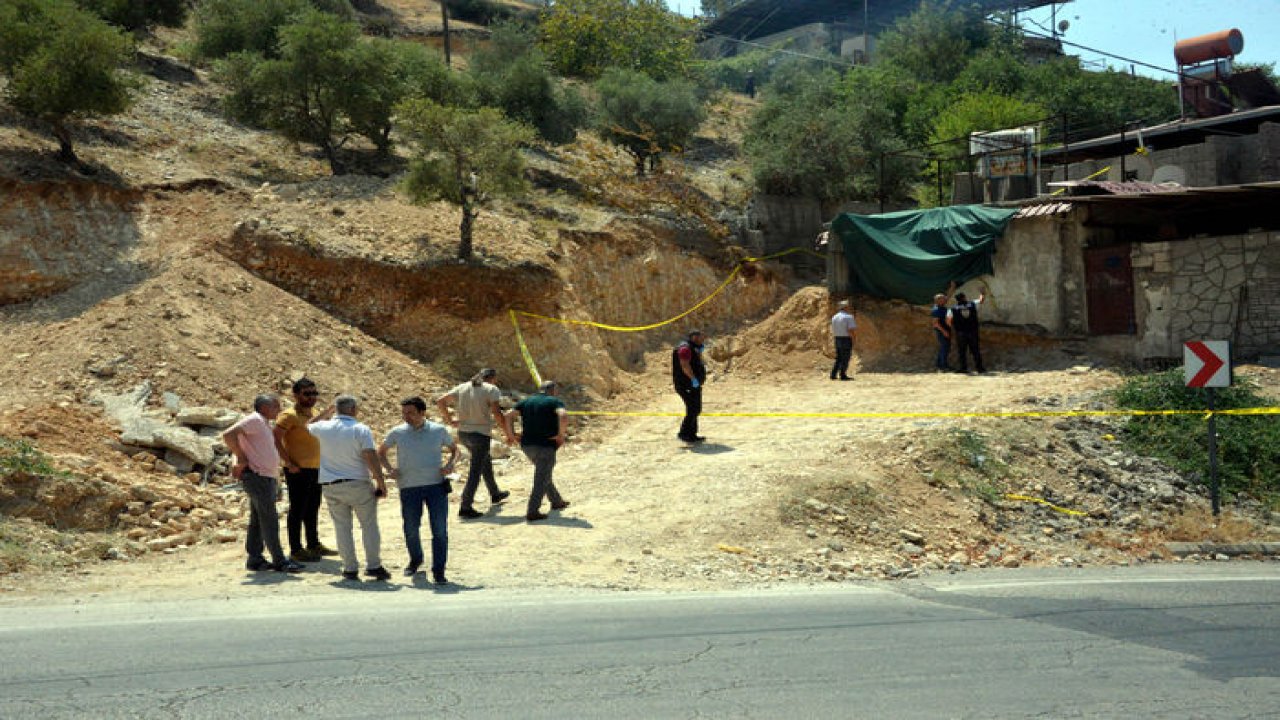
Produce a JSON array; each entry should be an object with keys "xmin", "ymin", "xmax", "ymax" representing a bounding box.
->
[{"xmin": 1, "ymin": 19, "xmax": 1277, "ymax": 603}]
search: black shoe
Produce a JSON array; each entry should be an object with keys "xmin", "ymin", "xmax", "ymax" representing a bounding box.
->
[
  {"xmin": 310, "ymin": 543, "xmax": 339, "ymax": 557},
  {"xmin": 829, "ymin": 375, "xmax": 838, "ymax": 380},
  {"xmin": 678, "ymin": 435, "xmax": 705, "ymax": 443},
  {"xmin": 290, "ymin": 550, "xmax": 318, "ymax": 563},
  {"xmin": 526, "ymin": 512, "xmax": 548, "ymax": 522},
  {"xmin": 245, "ymin": 558, "xmax": 271, "ymax": 571},
  {"xmin": 551, "ymin": 500, "xmax": 570, "ymax": 510},
  {"xmin": 491, "ymin": 490, "xmax": 510, "ymax": 504},
  {"xmin": 403, "ymin": 561, "xmax": 422, "ymax": 577},
  {"xmin": 274, "ymin": 560, "xmax": 305, "ymax": 573},
  {"xmin": 458, "ymin": 507, "xmax": 483, "ymax": 519},
  {"xmin": 839, "ymin": 376, "xmax": 852, "ymax": 381},
  {"xmin": 365, "ymin": 566, "xmax": 391, "ymax": 581},
  {"xmin": 432, "ymin": 570, "xmax": 448, "ymax": 584},
  {"xmin": 341, "ymin": 570, "xmax": 360, "ymax": 581}
]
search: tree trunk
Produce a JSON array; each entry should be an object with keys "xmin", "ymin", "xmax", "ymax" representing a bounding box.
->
[
  {"xmin": 458, "ymin": 201, "xmax": 475, "ymax": 260},
  {"xmin": 322, "ymin": 140, "xmax": 345, "ymax": 175},
  {"xmin": 50, "ymin": 120, "xmax": 79, "ymax": 166}
]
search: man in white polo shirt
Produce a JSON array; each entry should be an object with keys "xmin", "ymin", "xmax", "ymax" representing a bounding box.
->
[
  {"xmin": 830, "ymin": 299, "xmax": 857, "ymax": 381},
  {"xmin": 378, "ymin": 397, "xmax": 457, "ymax": 582},
  {"xmin": 307, "ymin": 395, "xmax": 390, "ymax": 582}
]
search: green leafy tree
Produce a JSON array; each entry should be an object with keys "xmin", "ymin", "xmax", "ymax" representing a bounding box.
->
[
  {"xmin": 344, "ymin": 38, "xmax": 466, "ymax": 156},
  {"xmin": 540, "ymin": 0, "xmax": 697, "ymax": 81},
  {"xmin": 76, "ymin": 0, "xmax": 186, "ymax": 30},
  {"xmin": 917, "ymin": 91, "xmax": 1047, "ymax": 206},
  {"xmin": 193, "ymin": 0, "xmax": 355, "ymax": 61},
  {"xmin": 875, "ymin": 1, "xmax": 991, "ymax": 85},
  {"xmin": 595, "ymin": 67, "xmax": 704, "ymax": 175},
  {"xmin": 0, "ymin": 0, "xmax": 137, "ymax": 165},
  {"xmin": 745, "ymin": 65, "xmax": 914, "ymax": 202},
  {"xmin": 216, "ymin": 9, "xmax": 372, "ymax": 173},
  {"xmin": 470, "ymin": 22, "xmax": 590, "ymax": 144},
  {"xmin": 397, "ymin": 99, "xmax": 534, "ymax": 260},
  {"xmin": 699, "ymin": 0, "xmax": 742, "ymax": 18}
]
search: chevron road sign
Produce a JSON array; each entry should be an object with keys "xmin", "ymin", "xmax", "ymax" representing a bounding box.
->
[{"xmin": 1184, "ymin": 341, "xmax": 1230, "ymax": 388}]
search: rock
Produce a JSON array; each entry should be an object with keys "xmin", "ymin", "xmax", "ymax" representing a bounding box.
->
[
  {"xmin": 1001, "ymin": 556, "xmax": 1022, "ymax": 568},
  {"xmin": 948, "ymin": 551, "xmax": 968, "ymax": 565},
  {"xmin": 176, "ymin": 407, "xmax": 240, "ymax": 429},
  {"xmin": 214, "ymin": 529, "xmax": 238, "ymax": 543},
  {"xmin": 145, "ymin": 537, "xmax": 173, "ymax": 552},
  {"xmin": 899, "ymin": 542, "xmax": 925, "ymax": 556},
  {"xmin": 899, "ymin": 529, "xmax": 925, "ymax": 544},
  {"xmin": 164, "ymin": 450, "xmax": 196, "ymax": 475},
  {"xmin": 152, "ymin": 426, "xmax": 217, "ymax": 466},
  {"xmin": 162, "ymin": 392, "xmax": 182, "ymax": 413}
]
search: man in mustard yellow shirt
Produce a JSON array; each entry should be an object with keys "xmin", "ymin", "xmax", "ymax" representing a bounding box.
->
[{"xmin": 273, "ymin": 378, "xmax": 336, "ymax": 562}]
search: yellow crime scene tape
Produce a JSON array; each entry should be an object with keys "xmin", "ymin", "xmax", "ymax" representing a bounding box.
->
[
  {"xmin": 508, "ymin": 247, "xmax": 822, "ymax": 383},
  {"xmin": 503, "ymin": 243, "xmax": 1280, "ymax": 519}
]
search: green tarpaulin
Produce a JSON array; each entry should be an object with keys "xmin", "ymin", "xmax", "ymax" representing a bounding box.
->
[{"xmin": 832, "ymin": 205, "xmax": 1018, "ymax": 305}]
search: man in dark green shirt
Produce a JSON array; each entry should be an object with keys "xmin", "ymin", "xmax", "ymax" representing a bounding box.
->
[{"xmin": 505, "ymin": 380, "xmax": 570, "ymax": 522}]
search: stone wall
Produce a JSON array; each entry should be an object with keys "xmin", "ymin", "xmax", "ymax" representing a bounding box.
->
[{"xmin": 1131, "ymin": 232, "xmax": 1280, "ymax": 359}]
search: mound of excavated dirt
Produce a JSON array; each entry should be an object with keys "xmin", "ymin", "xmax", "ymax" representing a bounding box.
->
[{"xmin": 710, "ymin": 286, "xmax": 1068, "ymax": 378}]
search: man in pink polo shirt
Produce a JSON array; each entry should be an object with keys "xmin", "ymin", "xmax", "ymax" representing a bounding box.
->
[{"xmin": 223, "ymin": 394, "xmax": 304, "ymax": 574}]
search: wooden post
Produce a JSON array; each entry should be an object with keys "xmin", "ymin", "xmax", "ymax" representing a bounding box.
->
[{"xmin": 441, "ymin": 0, "xmax": 452, "ymax": 68}]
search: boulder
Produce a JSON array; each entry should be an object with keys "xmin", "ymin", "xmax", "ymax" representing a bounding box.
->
[
  {"xmin": 152, "ymin": 426, "xmax": 217, "ymax": 466},
  {"xmin": 176, "ymin": 407, "xmax": 240, "ymax": 429}
]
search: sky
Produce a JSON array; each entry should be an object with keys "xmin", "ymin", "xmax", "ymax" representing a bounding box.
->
[{"xmin": 667, "ymin": 0, "xmax": 1280, "ymax": 78}]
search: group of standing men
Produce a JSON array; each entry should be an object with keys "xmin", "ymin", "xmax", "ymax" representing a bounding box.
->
[
  {"xmin": 222, "ymin": 372, "xmax": 571, "ymax": 583},
  {"xmin": 825, "ymin": 287, "xmax": 986, "ymax": 378}
]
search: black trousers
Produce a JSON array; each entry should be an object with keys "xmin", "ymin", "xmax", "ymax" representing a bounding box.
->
[
  {"xmin": 677, "ymin": 386, "xmax": 702, "ymax": 439},
  {"xmin": 284, "ymin": 467, "xmax": 323, "ymax": 554},
  {"xmin": 956, "ymin": 332, "xmax": 985, "ymax": 372},
  {"xmin": 831, "ymin": 336, "xmax": 853, "ymax": 378}
]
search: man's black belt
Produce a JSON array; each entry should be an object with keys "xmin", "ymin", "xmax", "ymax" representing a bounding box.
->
[{"xmin": 322, "ymin": 478, "xmax": 364, "ymax": 485}]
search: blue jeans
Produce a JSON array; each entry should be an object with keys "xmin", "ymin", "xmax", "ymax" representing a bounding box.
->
[
  {"xmin": 934, "ymin": 330, "xmax": 952, "ymax": 370},
  {"xmin": 399, "ymin": 484, "xmax": 448, "ymax": 572}
]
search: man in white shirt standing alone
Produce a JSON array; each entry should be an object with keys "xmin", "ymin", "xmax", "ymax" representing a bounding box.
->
[
  {"xmin": 830, "ymin": 299, "xmax": 858, "ymax": 381},
  {"xmin": 307, "ymin": 395, "xmax": 390, "ymax": 582}
]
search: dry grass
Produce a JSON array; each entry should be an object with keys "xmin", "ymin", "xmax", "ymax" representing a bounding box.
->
[{"xmin": 1162, "ymin": 506, "xmax": 1265, "ymax": 542}]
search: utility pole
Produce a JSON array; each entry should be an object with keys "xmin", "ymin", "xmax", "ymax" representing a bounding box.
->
[{"xmin": 441, "ymin": 0, "xmax": 452, "ymax": 69}]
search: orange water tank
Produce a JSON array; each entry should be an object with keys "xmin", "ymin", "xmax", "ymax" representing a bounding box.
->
[{"xmin": 1175, "ymin": 29, "xmax": 1244, "ymax": 65}]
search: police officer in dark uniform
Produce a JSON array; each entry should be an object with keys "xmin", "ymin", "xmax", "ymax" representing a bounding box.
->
[
  {"xmin": 672, "ymin": 330, "xmax": 707, "ymax": 443},
  {"xmin": 950, "ymin": 291, "xmax": 986, "ymax": 374}
]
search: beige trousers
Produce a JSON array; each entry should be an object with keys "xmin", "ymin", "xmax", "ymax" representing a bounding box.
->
[{"xmin": 322, "ymin": 480, "xmax": 382, "ymax": 572}]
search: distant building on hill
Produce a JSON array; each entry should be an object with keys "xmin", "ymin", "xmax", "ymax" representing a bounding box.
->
[{"xmin": 701, "ymin": 0, "xmax": 1066, "ymax": 62}]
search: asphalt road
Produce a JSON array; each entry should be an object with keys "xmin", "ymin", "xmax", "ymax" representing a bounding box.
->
[{"xmin": 1, "ymin": 563, "xmax": 1277, "ymax": 719}]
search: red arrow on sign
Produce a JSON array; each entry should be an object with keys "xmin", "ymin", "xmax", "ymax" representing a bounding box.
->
[{"xmin": 1187, "ymin": 341, "xmax": 1225, "ymax": 387}]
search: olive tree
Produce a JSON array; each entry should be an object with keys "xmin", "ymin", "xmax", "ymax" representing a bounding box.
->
[
  {"xmin": 0, "ymin": 0, "xmax": 138, "ymax": 165},
  {"xmin": 397, "ymin": 99, "xmax": 534, "ymax": 260},
  {"xmin": 595, "ymin": 68, "xmax": 704, "ymax": 175}
]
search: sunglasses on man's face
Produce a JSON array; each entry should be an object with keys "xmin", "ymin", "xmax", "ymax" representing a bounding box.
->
[{"xmin": 301, "ymin": 391, "xmax": 319, "ymax": 397}]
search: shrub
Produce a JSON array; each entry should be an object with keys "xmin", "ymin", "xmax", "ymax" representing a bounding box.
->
[
  {"xmin": 1111, "ymin": 369, "xmax": 1280, "ymax": 501},
  {"xmin": 470, "ymin": 23, "xmax": 589, "ymax": 144},
  {"xmin": 193, "ymin": 0, "xmax": 354, "ymax": 61},
  {"xmin": 76, "ymin": 0, "xmax": 186, "ymax": 30}
]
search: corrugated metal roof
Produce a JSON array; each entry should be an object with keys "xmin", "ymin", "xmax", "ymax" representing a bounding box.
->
[
  {"xmin": 1014, "ymin": 202, "xmax": 1073, "ymax": 218},
  {"xmin": 1044, "ymin": 180, "xmax": 1185, "ymax": 195}
]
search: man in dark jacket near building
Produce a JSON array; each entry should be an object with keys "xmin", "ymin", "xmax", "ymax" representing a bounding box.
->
[
  {"xmin": 950, "ymin": 290, "xmax": 986, "ymax": 374},
  {"xmin": 673, "ymin": 330, "xmax": 707, "ymax": 443}
]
